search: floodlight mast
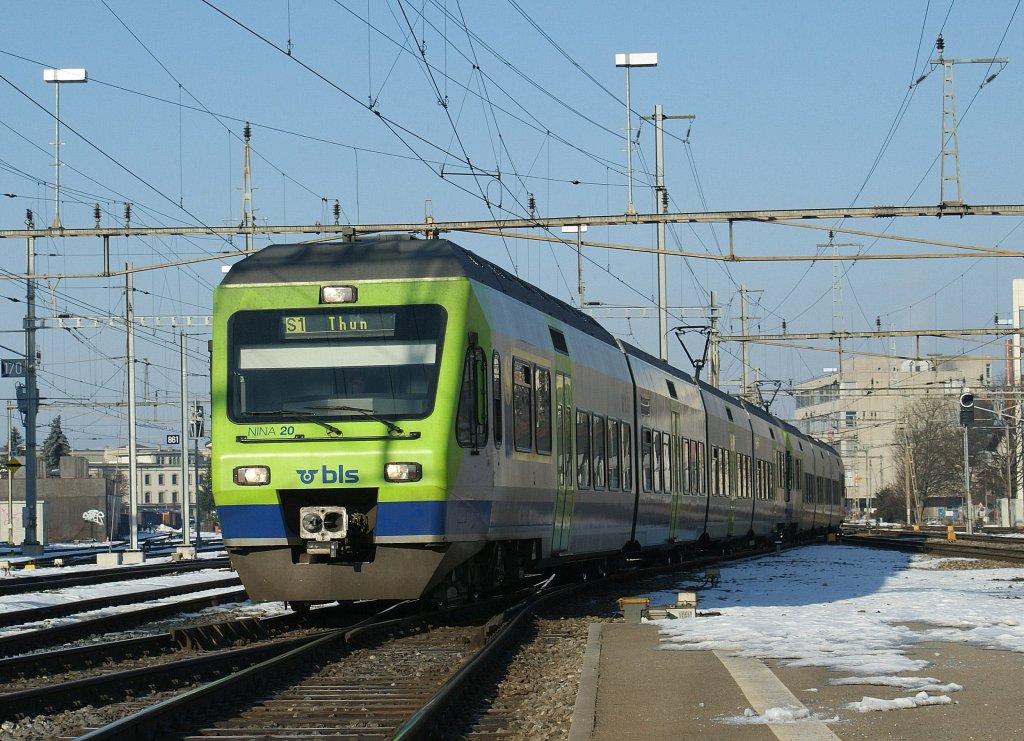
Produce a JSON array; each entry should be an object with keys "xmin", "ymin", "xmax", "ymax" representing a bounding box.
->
[
  {"xmin": 43, "ymin": 68, "xmax": 88, "ymax": 230},
  {"xmin": 615, "ymin": 53, "xmax": 657, "ymax": 216}
]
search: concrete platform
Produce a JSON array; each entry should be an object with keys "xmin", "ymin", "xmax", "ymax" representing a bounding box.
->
[{"xmin": 569, "ymin": 622, "xmax": 1024, "ymax": 740}]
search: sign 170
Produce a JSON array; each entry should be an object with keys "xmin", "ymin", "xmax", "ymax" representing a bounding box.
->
[{"xmin": 1, "ymin": 358, "xmax": 27, "ymax": 378}]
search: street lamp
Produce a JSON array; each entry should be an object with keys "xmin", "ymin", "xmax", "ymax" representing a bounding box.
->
[
  {"xmin": 614, "ymin": 52, "xmax": 657, "ymax": 215},
  {"xmin": 43, "ymin": 68, "xmax": 88, "ymax": 230}
]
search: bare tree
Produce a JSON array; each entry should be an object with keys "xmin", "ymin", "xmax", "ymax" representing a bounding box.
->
[
  {"xmin": 893, "ymin": 393, "xmax": 1009, "ymax": 523},
  {"xmin": 893, "ymin": 396, "xmax": 964, "ymax": 522}
]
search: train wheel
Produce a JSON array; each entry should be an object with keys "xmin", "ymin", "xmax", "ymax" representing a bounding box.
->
[{"xmin": 287, "ymin": 601, "xmax": 312, "ymax": 613}]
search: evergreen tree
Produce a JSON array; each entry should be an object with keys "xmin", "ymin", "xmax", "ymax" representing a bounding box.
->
[
  {"xmin": 197, "ymin": 467, "xmax": 215, "ymax": 526},
  {"xmin": 6, "ymin": 425, "xmax": 23, "ymax": 455},
  {"xmin": 41, "ymin": 415, "xmax": 72, "ymax": 475}
]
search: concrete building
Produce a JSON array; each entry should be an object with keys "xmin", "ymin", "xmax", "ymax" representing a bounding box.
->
[
  {"xmin": 3, "ymin": 445, "xmax": 209, "ymax": 544},
  {"xmin": 3, "ymin": 455, "xmax": 121, "ymax": 543},
  {"xmin": 791, "ymin": 355, "xmax": 993, "ymax": 519}
]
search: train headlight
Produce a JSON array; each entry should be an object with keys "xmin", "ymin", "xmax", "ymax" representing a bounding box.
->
[
  {"xmin": 320, "ymin": 285, "xmax": 358, "ymax": 304},
  {"xmin": 233, "ymin": 465, "xmax": 271, "ymax": 485},
  {"xmin": 301, "ymin": 511, "xmax": 323, "ymax": 533},
  {"xmin": 384, "ymin": 462, "xmax": 422, "ymax": 482}
]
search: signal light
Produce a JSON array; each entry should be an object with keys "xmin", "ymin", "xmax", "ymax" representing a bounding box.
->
[{"xmin": 959, "ymin": 391, "xmax": 975, "ymax": 427}]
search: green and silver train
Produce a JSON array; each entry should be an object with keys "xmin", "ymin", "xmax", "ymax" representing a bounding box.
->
[{"xmin": 212, "ymin": 237, "xmax": 843, "ymax": 606}]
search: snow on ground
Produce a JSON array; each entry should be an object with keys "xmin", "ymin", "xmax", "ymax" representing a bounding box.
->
[
  {"xmin": 0, "ymin": 537, "xmax": 291, "ymax": 638},
  {"xmin": 644, "ymin": 544, "xmax": 1024, "ymax": 722}
]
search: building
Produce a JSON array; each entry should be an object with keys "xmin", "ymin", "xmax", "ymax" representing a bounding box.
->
[
  {"xmin": 791, "ymin": 355, "xmax": 993, "ymax": 518},
  {"xmin": 74, "ymin": 445, "xmax": 209, "ymax": 505},
  {"xmin": 3, "ymin": 455, "xmax": 121, "ymax": 543}
]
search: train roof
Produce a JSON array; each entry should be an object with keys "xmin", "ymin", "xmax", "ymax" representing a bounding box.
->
[
  {"xmin": 617, "ymin": 339, "xmax": 698, "ymax": 385},
  {"xmin": 220, "ymin": 236, "xmax": 615, "ymax": 345},
  {"xmin": 620, "ymin": 337, "xmax": 839, "ymax": 456}
]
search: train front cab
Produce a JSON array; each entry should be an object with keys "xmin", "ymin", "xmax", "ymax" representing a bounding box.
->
[{"xmin": 211, "ymin": 241, "xmax": 503, "ymax": 604}]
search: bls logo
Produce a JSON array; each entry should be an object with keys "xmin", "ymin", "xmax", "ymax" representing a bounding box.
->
[{"xmin": 296, "ymin": 464, "xmax": 360, "ymax": 485}]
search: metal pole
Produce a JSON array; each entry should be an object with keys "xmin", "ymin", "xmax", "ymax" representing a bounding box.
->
[
  {"xmin": 576, "ymin": 228, "xmax": 584, "ymax": 307},
  {"xmin": 194, "ymin": 434, "xmax": 201, "ymax": 545},
  {"xmin": 22, "ymin": 235, "xmax": 41, "ymax": 554},
  {"xmin": 963, "ymin": 424, "xmax": 973, "ymax": 534},
  {"xmin": 709, "ymin": 291, "xmax": 720, "ymax": 388},
  {"xmin": 179, "ymin": 332, "xmax": 191, "ymax": 547},
  {"xmin": 654, "ymin": 104, "xmax": 668, "ymax": 361},
  {"xmin": 904, "ymin": 429, "xmax": 913, "ymax": 525},
  {"xmin": 740, "ymin": 285, "xmax": 749, "ymax": 399},
  {"xmin": 624, "ymin": 66, "xmax": 634, "ymax": 215},
  {"xmin": 52, "ymin": 82, "xmax": 61, "ymax": 230},
  {"xmin": 126, "ymin": 263, "xmax": 139, "ymax": 553},
  {"xmin": 6, "ymin": 403, "xmax": 12, "ymax": 544}
]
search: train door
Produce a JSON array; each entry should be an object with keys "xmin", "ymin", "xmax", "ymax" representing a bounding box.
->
[{"xmin": 552, "ymin": 371, "xmax": 574, "ymax": 553}]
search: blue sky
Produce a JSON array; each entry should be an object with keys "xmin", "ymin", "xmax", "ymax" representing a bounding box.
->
[{"xmin": 1, "ymin": 1, "xmax": 1022, "ymax": 447}]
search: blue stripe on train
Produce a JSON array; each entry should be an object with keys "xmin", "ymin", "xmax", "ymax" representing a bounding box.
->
[{"xmin": 218, "ymin": 500, "xmax": 448, "ymax": 539}]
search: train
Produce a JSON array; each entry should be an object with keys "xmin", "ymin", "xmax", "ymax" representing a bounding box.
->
[{"xmin": 210, "ymin": 236, "xmax": 843, "ymax": 607}]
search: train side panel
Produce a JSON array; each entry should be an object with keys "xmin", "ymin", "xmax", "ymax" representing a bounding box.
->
[{"xmin": 621, "ymin": 349, "xmax": 707, "ymax": 546}]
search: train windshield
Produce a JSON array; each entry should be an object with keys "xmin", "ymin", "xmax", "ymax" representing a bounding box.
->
[{"xmin": 227, "ymin": 305, "xmax": 447, "ymax": 424}]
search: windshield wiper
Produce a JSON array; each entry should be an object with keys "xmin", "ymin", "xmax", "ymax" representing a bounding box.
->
[
  {"xmin": 308, "ymin": 404, "xmax": 405, "ymax": 435},
  {"xmin": 248, "ymin": 409, "xmax": 342, "ymax": 436}
]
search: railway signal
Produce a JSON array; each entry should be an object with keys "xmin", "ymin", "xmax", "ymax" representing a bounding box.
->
[
  {"xmin": 189, "ymin": 402, "xmax": 205, "ymax": 438},
  {"xmin": 959, "ymin": 391, "xmax": 975, "ymax": 427}
]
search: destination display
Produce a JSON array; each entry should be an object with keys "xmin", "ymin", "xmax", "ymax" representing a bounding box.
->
[{"xmin": 282, "ymin": 312, "xmax": 396, "ymax": 339}]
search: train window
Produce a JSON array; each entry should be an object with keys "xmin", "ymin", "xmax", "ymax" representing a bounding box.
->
[
  {"xmin": 784, "ymin": 451, "xmax": 793, "ymax": 502},
  {"xmin": 607, "ymin": 419, "xmax": 620, "ymax": 490},
  {"xmin": 456, "ymin": 345, "xmax": 488, "ymax": 450},
  {"xmin": 710, "ymin": 447, "xmax": 720, "ymax": 496},
  {"xmin": 689, "ymin": 440, "xmax": 698, "ymax": 495},
  {"xmin": 680, "ymin": 438, "xmax": 690, "ymax": 494},
  {"xmin": 492, "ymin": 352, "xmax": 502, "ymax": 448},
  {"xmin": 535, "ymin": 367, "xmax": 552, "ymax": 455},
  {"xmin": 621, "ymin": 423, "xmax": 633, "ymax": 490},
  {"xmin": 576, "ymin": 410, "xmax": 591, "ymax": 488},
  {"xmin": 697, "ymin": 441, "xmax": 706, "ymax": 495},
  {"xmin": 652, "ymin": 431, "xmax": 662, "ymax": 493},
  {"xmin": 662, "ymin": 433, "xmax": 672, "ymax": 494},
  {"xmin": 639, "ymin": 393, "xmax": 651, "ymax": 416},
  {"xmin": 666, "ymin": 380, "xmax": 678, "ymax": 399},
  {"xmin": 592, "ymin": 415, "xmax": 606, "ymax": 489},
  {"xmin": 722, "ymin": 450, "xmax": 732, "ymax": 497},
  {"xmin": 549, "ymin": 328, "xmax": 569, "ymax": 354},
  {"xmin": 641, "ymin": 427, "xmax": 654, "ymax": 492},
  {"xmin": 512, "ymin": 359, "xmax": 533, "ymax": 452},
  {"xmin": 228, "ymin": 304, "xmax": 446, "ymax": 424}
]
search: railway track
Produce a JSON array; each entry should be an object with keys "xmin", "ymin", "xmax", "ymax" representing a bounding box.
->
[
  {"xmin": 0, "ymin": 581, "xmax": 249, "ymax": 658},
  {"xmin": 0, "ymin": 556, "xmax": 230, "ymax": 596},
  {"xmin": 0, "ymin": 603, "xmax": 380, "ymax": 727},
  {"xmin": 57, "ymin": 540, "xmax": 785, "ymax": 740},
  {"xmin": 65, "ymin": 590, "xmax": 545, "ymax": 740},
  {"xmin": 842, "ymin": 529, "xmax": 1024, "ymax": 564}
]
